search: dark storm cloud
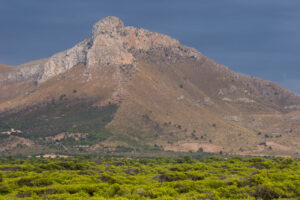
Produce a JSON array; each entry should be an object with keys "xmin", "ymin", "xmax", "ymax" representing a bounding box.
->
[{"xmin": 0, "ymin": 0, "xmax": 299, "ymax": 93}]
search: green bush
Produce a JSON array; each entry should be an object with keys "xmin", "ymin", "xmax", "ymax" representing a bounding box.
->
[
  {"xmin": 253, "ymin": 185, "xmax": 280, "ymax": 200},
  {"xmin": 0, "ymin": 184, "xmax": 10, "ymax": 195},
  {"xmin": 17, "ymin": 177, "xmax": 35, "ymax": 187},
  {"xmin": 157, "ymin": 171, "xmax": 186, "ymax": 182},
  {"xmin": 207, "ymin": 180, "xmax": 224, "ymax": 189},
  {"xmin": 108, "ymin": 184, "xmax": 121, "ymax": 197},
  {"xmin": 115, "ymin": 146, "xmax": 134, "ymax": 153},
  {"xmin": 186, "ymin": 171, "xmax": 205, "ymax": 180}
]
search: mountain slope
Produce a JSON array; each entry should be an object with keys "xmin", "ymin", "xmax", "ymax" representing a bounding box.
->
[{"xmin": 0, "ymin": 16, "xmax": 299, "ymax": 157}]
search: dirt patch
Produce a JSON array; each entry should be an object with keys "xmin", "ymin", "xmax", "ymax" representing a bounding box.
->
[
  {"xmin": 0, "ymin": 136, "xmax": 34, "ymax": 151},
  {"xmin": 164, "ymin": 142, "xmax": 223, "ymax": 153},
  {"xmin": 266, "ymin": 141, "xmax": 292, "ymax": 151},
  {"xmin": 237, "ymin": 141, "xmax": 297, "ymax": 157},
  {"xmin": 36, "ymin": 154, "xmax": 70, "ymax": 158}
]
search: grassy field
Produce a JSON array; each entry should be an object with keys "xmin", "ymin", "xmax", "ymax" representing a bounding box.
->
[{"xmin": 0, "ymin": 156, "xmax": 299, "ymax": 199}]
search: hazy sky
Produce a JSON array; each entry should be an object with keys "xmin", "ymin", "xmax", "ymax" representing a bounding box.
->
[{"xmin": 0, "ymin": 0, "xmax": 299, "ymax": 93}]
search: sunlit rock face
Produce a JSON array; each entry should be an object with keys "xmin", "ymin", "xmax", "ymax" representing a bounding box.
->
[
  {"xmin": 4, "ymin": 16, "xmax": 201, "ymax": 84},
  {"xmin": 37, "ymin": 16, "xmax": 182, "ymax": 83},
  {"xmin": 92, "ymin": 16, "xmax": 124, "ymax": 39},
  {"xmin": 39, "ymin": 39, "xmax": 91, "ymax": 82}
]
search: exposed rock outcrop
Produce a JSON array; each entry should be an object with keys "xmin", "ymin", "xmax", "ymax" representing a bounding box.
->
[
  {"xmin": 6, "ymin": 16, "xmax": 187, "ymax": 84},
  {"xmin": 39, "ymin": 39, "xmax": 91, "ymax": 82},
  {"xmin": 0, "ymin": 59, "xmax": 46, "ymax": 84}
]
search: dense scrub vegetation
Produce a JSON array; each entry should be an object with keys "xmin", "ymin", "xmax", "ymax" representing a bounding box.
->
[
  {"xmin": 0, "ymin": 102, "xmax": 119, "ymax": 156},
  {"xmin": 0, "ymin": 156, "xmax": 299, "ymax": 199},
  {"xmin": 0, "ymin": 101, "xmax": 118, "ymax": 138}
]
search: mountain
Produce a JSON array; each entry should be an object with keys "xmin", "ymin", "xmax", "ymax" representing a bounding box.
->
[{"xmin": 0, "ymin": 16, "xmax": 299, "ymax": 157}]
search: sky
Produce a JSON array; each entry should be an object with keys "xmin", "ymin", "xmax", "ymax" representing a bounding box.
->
[{"xmin": 0, "ymin": 0, "xmax": 300, "ymax": 93}]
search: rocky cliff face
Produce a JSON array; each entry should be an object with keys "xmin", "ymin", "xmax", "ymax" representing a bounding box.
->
[{"xmin": 2, "ymin": 17, "xmax": 203, "ymax": 85}]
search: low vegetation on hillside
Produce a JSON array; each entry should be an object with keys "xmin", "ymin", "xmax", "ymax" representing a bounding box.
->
[{"xmin": 0, "ymin": 156, "xmax": 299, "ymax": 199}]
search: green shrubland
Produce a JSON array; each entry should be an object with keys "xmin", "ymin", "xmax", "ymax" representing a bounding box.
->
[{"xmin": 0, "ymin": 156, "xmax": 299, "ymax": 199}]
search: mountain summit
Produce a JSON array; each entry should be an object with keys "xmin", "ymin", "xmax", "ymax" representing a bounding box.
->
[{"xmin": 0, "ymin": 17, "xmax": 299, "ymax": 157}]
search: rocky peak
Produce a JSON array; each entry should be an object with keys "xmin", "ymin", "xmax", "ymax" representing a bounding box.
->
[
  {"xmin": 92, "ymin": 16, "xmax": 124, "ymax": 39},
  {"xmin": 39, "ymin": 16, "xmax": 184, "ymax": 82},
  {"xmin": 3, "ymin": 16, "xmax": 197, "ymax": 84}
]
